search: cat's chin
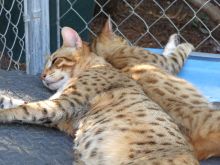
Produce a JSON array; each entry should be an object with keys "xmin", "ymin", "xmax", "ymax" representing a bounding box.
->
[{"xmin": 42, "ymin": 77, "xmax": 67, "ymax": 91}]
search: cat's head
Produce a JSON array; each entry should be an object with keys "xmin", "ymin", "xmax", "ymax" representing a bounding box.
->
[
  {"xmin": 91, "ymin": 17, "xmax": 128, "ymax": 57},
  {"xmin": 41, "ymin": 27, "xmax": 92, "ymax": 90}
]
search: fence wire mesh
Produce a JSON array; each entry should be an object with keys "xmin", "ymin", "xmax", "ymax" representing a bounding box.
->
[
  {"xmin": 0, "ymin": 0, "xmax": 219, "ymax": 72},
  {"xmin": 0, "ymin": 0, "xmax": 25, "ymax": 71},
  {"xmin": 54, "ymin": 0, "xmax": 220, "ymax": 54}
]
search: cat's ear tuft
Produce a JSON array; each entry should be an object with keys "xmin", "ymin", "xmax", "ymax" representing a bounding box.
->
[
  {"xmin": 61, "ymin": 27, "xmax": 82, "ymax": 48},
  {"xmin": 102, "ymin": 16, "xmax": 113, "ymax": 36}
]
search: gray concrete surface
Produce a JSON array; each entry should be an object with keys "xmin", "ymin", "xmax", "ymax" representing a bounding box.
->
[
  {"xmin": 0, "ymin": 70, "xmax": 73, "ymax": 165},
  {"xmin": 0, "ymin": 69, "xmax": 219, "ymax": 165}
]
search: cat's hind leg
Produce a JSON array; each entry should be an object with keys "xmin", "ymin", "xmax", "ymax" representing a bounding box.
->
[
  {"xmin": 162, "ymin": 34, "xmax": 194, "ymax": 74},
  {"xmin": 166, "ymin": 42, "xmax": 194, "ymax": 74},
  {"xmin": 163, "ymin": 33, "xmax": 180, "ymax": 56}
]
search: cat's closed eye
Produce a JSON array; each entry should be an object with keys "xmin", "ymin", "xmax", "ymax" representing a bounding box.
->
[{"xmin": 52, "ymin": 58, "xmax": 58, "ymax": 64}]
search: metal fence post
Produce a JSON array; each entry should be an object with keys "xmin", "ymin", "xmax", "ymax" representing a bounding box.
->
[{"xmin": 24, "ymin": 0, "xmax": 50, "ymax": 75}]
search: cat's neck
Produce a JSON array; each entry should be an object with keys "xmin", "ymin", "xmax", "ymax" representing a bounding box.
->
[
  {"xmin": 82, "ymin": 43, "xmax": 111, "ymax": 69},
  {"xmin": 80, "ymin": 49, "xmax": 111, "ymax": 70},
  {"xmin": 71, "ymin": 46, "xmax": 111, "ymax": 79},
  {"xmin": 105, "ymin": 43, "xmax": 137, "ymax": 58},
  {"xmin": 87, "ymin": 53, "xmax": 111, "ymax": 69}
]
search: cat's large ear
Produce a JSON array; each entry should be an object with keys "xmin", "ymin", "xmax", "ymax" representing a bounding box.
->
[
  {"xmin": 101, "ymin": 16, "xmax": 113, "ymax": 36},
  {"xmin": 61, "ymin": 27, "xmax": 82, "ymax": 48}
]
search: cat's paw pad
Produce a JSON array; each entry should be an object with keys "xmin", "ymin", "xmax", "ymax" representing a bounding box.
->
[
  {"xmin": 0, "ymin": 96, "xmax": 25, "ymax": 109},
  {"xmin": 0, "ymin": 96, "xmax": 8, "ymax": 109},
  {"xmin": 169, "ymin": 33, "xmax": 180, "ymax": 47},
  {"xmin": 163, "ymin": 33, "xmax": 180, "ymax": 56}
]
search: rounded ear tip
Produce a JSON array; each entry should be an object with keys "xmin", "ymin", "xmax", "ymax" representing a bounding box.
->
[
  {"xmin": 62, "ymin": 27, "xmax": 76, "ymax": 33},
  {"xmin": 62, "ymin": 26, "xmax": 72, "ymax": 29},
  {"xmin": 61, "ymin": 26, "xmax": 82, "ymax": 48},
  {"xmin": 108, "ymin": 15, "xmax": 111, "ymax": 20},
  {"xmin": 62, "ymin": 26, "xmax": 70, "ymax": 31}
]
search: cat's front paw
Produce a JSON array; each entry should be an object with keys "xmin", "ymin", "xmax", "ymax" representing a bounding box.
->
[{"xmin": 0, "ymin": 95, "xmax": 26, "ymax": 109}]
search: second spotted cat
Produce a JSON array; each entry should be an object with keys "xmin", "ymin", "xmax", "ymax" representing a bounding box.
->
[{"xmin": 91, "ymin": 18, "xmax": 220, "ymax": 160}]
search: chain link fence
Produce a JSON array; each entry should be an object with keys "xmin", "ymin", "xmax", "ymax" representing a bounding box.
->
[
  {"xmin": 0, "ymin": 0, "xmax": 25, "ymax": 70},
  {"xmin": 0, "ymin": 0, "xmax": 219, "ymax": 72},
  {"xmin": 53, "ymin": 0, "xmax": 220, "ymax": 54}
]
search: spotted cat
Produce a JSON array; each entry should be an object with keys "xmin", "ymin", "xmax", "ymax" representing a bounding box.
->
[
  {"xmin": 0, "ymin": 27, "xmax": 199, "ymax": 165},
  {"xmin": 91, "ymin": 18, "xmax": 220, "ymax": 160}
]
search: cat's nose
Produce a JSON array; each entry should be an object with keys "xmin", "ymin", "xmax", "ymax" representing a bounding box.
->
[{"xmin": 40, "ymin": 73, "xmax": 46, "ymax": 80}]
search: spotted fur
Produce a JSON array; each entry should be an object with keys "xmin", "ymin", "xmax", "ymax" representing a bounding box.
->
[
  {"xmin": 91, "ymin": 18, "xmax": 220, "ymax": 160},
  {"xmin": 0, "ymin": 27, "xmax": 199, "ymax": 165}
]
